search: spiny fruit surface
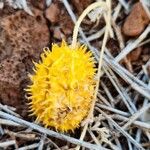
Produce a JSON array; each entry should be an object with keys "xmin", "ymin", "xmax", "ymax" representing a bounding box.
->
[{"xmin": 27, "ymin": 41, "xmax": 96, "ymax": 132}]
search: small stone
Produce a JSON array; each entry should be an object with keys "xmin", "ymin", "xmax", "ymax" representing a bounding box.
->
[
  {"xmin": 127, "ymin": 47, "xmax": 142, "ymax": 62},
  {"xmin": 45, "ymin": 1, "xmax": 74, "ymax": 37},
  {"xmin": 59, "ymin": 9, "xmax": 74, "ymax": 36},
  {"xmin": 45, "ymin": 3, "xmax": 60, "ymax": 23},
  {"xmin": 142, "ymin": 46, "xmax": 150, "ymax": 62},
  {"xmin": 72, "ymin": 0, "xmax": 92, "ymax": 15},
  {"xmin": 53, "ymin": 27, "xmax": 65, "ymax": 40},
  {"xmin": 122, "ymin": 2, "xmax": 150, "ymax": 37},
  {"xmin": 30, "ymin": 0, "xmax": 45, "ymax": 10}
]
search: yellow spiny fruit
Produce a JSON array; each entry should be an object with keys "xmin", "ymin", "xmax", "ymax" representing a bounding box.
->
[{"xmin": 26, "ymin": 41, "xmax": 96, "ymax": 132}]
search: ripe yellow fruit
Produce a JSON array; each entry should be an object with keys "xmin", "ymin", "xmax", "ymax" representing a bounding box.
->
[{"xmin": 26, "ymin": 41, "xmax": 96, "ymax": 132}]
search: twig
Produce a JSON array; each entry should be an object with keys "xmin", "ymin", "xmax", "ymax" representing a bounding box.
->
[
  {"xmin": 97, "ymin": 93, "xmax": 112, "ymax": 106},
  {"xmin": 118, "ymin": 0, "xmax": 130, "ymax": 12},
  {"xmin": 0, "ymin": 140, "xmax": 16, "ymax": 148},
  {"xmin": 115, "ymin": 60, "xmax": 150, "ymax": 101},
  {"xmin": 134, "ymin": 129, "xmax": 142, "ymax": 150},
  {"xmin": 112, "ymin": 19, "xmax": 133, "ymax": 72},
  {"xmin": 142, "ymin": 142, "xmax": 150, "ymax": 148},
  {"xmin": 107, "ymin": 66, "xmax": 137, "ymax": 112},
  {"xmin": 17, "ymin": 143, "xmax": 39, "ymax": 150},
  {"xmin": 140, "ymin": 0, "xmax": 150, "ymax": 19},
  {"xmin": 71, "ymin": 1, "xmax": 112, "ymax": 149},
  {"xmin": 97, "ymin": 108, "xmax": 144, "ymax": 150},
  {"xmin": 101, "ymin": 82, "xmax": 115, "ymax": 106},
  {"xmin": 122, "ymin": 103, "xmax": 150, "ymax": 130},
  {"xmin": 137, "ymin": 38, "xmax": 150, "ymax": 47},
  {"xmin": 87, "ymin": 129, "xmax": 102, "ymax": 146},
  {"xmin": 0, "ymin": 125, "xmax": 4, "ymax": 135},
  {"xmin": 113, "ymin": 3, "xmax": 122, "ymax": 21},
  {"xmin": 62, "ymin": 0, "xmax": 99, "ymax": 60},
  {"xmin": 0, "ymin": 103, "xmax": 20, "ymax": 117},
  {"xmin": 0, "ymin": 118, "xmax": 22, "ymax": 126},
  {"xmin": 103, "ymin": 66, "xmax": 134, "ymax": 114},
  {"xmin": 0, "ymin": 110, "xmax": 107, "ymax": 150},
  {"xmin": 46, "ymin": 137, "xmax": 61, "ymax": 150},
  {"xmin": 106, "ymin": 121, "xmax": 122, "ymax": 150},
  {"xmin": 86, "ymin": 27, "xmax": 105, "ymax": 42},
  {"xmin": 105, "ymin": 52, "xmax": 150, "ymax": 90},
  {"xmin": 4, "ymin": 129, "xmax": 36, "ymax": 140},
  {"xmin": 104, "ymin": 55, "xmax": 150, "ymax": 99},
  {"xmin": 6, "ymin": 0, "xmax": 33, "ymax": 16},
  {"xmin": 88, "ymin": 129, "xmax": 118, "ymax": 150},
  {"xmin": 75, "ymin": 123, "xmax": 89, "ymax": 150},
  {"xmin": 46, "ymin": 0, "xmax": 52, "ymax": 7},
  {"xmin": 112, "ymin": 115, "xmax": 150, "ymax": 129},
  {"xmin": 96, "ymin": 104, "xmax": 130, "ymax": 117},
  {"xmin": 82, "ymin": 2, "xmax": 121, "ymax": 42},
  {"xmin": 145, "ymin": 131, "xmax": 150, "ymax": 141},
  {"xmin": 38, "ymin": 135, "xmax": 46, "ymax": 150},
  {"xmin": 115, "ymin": 25, "xmax": 150, "ymax": 62},
  {"xmin": 127, "ymin": 139, "xmax": 133, "ymax": 150}
]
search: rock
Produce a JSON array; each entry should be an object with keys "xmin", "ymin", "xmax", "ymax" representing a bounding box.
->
[
  {"xmin": 30, "ymin": 0, "xmax": 45, "ymax": 10},
  {"xmin": 0, "ymin": 9, "xmax": 50, "ymax": 115},
  {"xmin": 45, "ymin": 1, "xmax": 74, "ymax": 37},
  {"xmin": 122, "ymin": 2, "xmax": 150, "ymax": 37},
  {"xmin": 0, "ymin": 27, "xmax": 13, "ymax": 61},
  {"xmin": 127, "ymin": 47, "xmax": 142, "ymax": 62},
  {"xmin": 59, "ymin": 9, "xmax": 74, "ymax": 36},
  {"xmin": 72, "ymin": 0, "xmax": 92, "ymax": 15},
  {"xmin": 0, "ymin": 9, "xmax": 49, "ymax": 57},
  {"xmin": 142, "ymin": 46, "xmax": 150, "ymax": 62},
  {"xmin": 53, "ymin": 27, "xmax": 65, "ymax": 40},
  {"xmin": 0, "ymin": 51, "xmax": 34, "ymax": 117},
  {"xmin": 45, "ymin": 3, "xmax": 60, "ymax": 23},
  {"xmin": 0, "ymin": 52, "xmax": 27, "ymax": 107}
]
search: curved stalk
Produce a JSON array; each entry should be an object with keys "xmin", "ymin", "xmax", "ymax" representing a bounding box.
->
[{"xmin": 73, "ymin": 1, "xmax": 112, "ymax": 149}]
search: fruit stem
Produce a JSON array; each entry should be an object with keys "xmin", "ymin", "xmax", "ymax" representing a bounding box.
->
[
  {"xmin": 71, "ymin": 1, "xmax": 108, "ymax": 49},
  {"xmin": 72, "ymin": 0, "xmax": 111, "ymax": 117},
  {"xmin": 90, "ymin": 0, "xmax": 111, "ymax": 118},
  {"xmin": 73, "ymin": 0, "xmax": 112, "ymax": 149}
]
